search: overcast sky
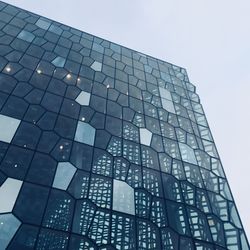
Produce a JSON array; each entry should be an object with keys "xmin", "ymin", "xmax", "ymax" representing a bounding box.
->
[{"xmin": 4, "ymin": 0, "xmax": 250, "ymax": 239}]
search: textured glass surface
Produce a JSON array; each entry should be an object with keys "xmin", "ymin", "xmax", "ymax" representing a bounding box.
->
[
  {"xmin": 0, "ymin": 1, "xmax": 248, "ymax": 249},
  {"xmin": 52, "ymin": 162, "xmax": 76, "ymax": 190},
  {"xmin": 0, "ymin": 114, "xmax": 20, "ymax": 143},
  {"xmin": 0, "ymin": 178, "xmax": 22, "ymax": 213},
  {"xmin": 113, "ymin": 179, "xmax": 135, "ymax": 215}
]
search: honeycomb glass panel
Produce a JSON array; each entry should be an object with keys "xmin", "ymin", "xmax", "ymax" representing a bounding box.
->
[
  {"xmin": 88, "ymin": 209, "xmax": 110, "ymax": 245},
  {"xmin": 36, "ymin": 228, "xmax": 69, "ymax": 249},
  {"xmin": 89, "ymin": 175, "xmax": 112, "ymax": 209},
  {"xmin": 187, "ymin": 207, "xmax": 212, "ymax": 242},
  {"xmin": 72, "ymin": 200, "xmax": 96, "ymax": 235},
  {"xmin": 167, "ymin": 202, "xmax": 190, "ymax": 236},
  {"xmin": 42, "ymin": 189, "xmax": 74, "ymax": 231},
  {"xmin": 137, "ymin": 220, "xmax": 160, "ymax": 249},
  {"xmin": 111, "ymin": 213, "xmax": 136, "ymax": 250}
]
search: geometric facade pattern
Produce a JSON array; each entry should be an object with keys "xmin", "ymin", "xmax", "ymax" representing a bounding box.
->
[{"xmin": 0, "ymin": 1, "xmax": 249, "ymax": 249}]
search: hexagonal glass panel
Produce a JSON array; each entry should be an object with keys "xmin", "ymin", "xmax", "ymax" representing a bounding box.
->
[
  {"xmin": 53, "ymin": 162, "xmax": 77, "ymax": 190},
  {"xmin": 113, "ymin": 180, "xmax": 135, "ymax": 215},
  {"xmin": 0, "ymin": 114, "xmax": 21, "ymax": 143}
]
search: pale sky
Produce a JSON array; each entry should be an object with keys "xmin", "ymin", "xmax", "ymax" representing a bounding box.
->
[{"xmin": 3, "ymin": 0, "xmax": 250, "ymax": 239}]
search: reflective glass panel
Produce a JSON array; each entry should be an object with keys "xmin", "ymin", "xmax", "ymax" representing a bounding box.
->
[
  {"xmin": 0, "ymin": 114, "xmax": 21, "ymax": 143},
  {"xmin": 17, "ymin": 30, "xmax": 35, "ymax": 43},
  {"xmin": 0, "ymin": 214, "xmax": 21, "ymax": 250},
  {"xmin": 139, "ymin": 128, "xmax": 152, "ymax": 146},
  {"xmin": 75, "ymin": 91, "xmax": 91, "ymax": 106},
  {"xmin": 113, "ymin": 180, "xmax": 135, "ymax": 215},
  {"xmin": 75, "ymin": 121, "xmax": 96, "ymax": 146},
  {"xmin": 0, "ymin": 178, "xmax": 22, "ymax": 213},
  {"xmin": 52, "ymin": 162, "xmax": 76, "ymax": 190},
  {"xmin": 91, "ymin": 61, "xmax": 102, "ymax": 71}
]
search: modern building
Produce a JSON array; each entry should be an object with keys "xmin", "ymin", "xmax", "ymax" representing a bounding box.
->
[{"xmin": 0, "ymin": 1, "xmax": 249, "ymax": 249}]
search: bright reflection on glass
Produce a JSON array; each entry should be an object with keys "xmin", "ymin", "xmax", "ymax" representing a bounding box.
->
[
  {"xmin": 0, "ymin": 178, "xmax": 23, "ymax": 213},
  {"xmin": 159, "ymin": 87, "xmax": 175, "ymax": 113},
  {"xmin": 53, "ymin": 162, "xmax": 76, "ymax": 190},
  {"xmin": 161, "ymin": 99, "xmax": 175, "ymax": 113},
  {"xmin": 36, "ymin": 18, "xmax": 51, "ymax": 30},
  {"xmin": 91, "ymin": 61, "xmax": 102, "ymax": 71},
  {"xmin": 139, "ymin": 128, "xmax": 152, "ymax": 146},
  {"xmin": 113, "ymin": 180, "xmax": 135, "ymax": 215},
  {"xmin": 179, "ymin": 143, "xmax": 197, "ymax": 164},
  {"xmin": 0, "ymin": 114, "xmax": 21, "ymax": 143},
  {"xmin": 75, "ymin": 91, "xmax": 91, "ymax": 106},
  {"xmin": 74, "ymin": 121, "xmax": 96, "ymax": 146},
  {"xmin": 52, "ymin": 56, "xmax": 66, "ymax": 68},
  {"xmin": 17, "ymin": 30, "xmax": 35, "ymax": 43},
  {"xmin": 0, "ymin": 214, "xmax": 21, "ymax": 250},
  {"xmin": 159, "ymin": 87, "xmax": 172, "ymax": 100}
]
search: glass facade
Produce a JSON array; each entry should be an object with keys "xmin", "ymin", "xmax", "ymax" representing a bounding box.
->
[{"xmin": 0, "ymin": 1, "xmax": 249, "ymax": 249}]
